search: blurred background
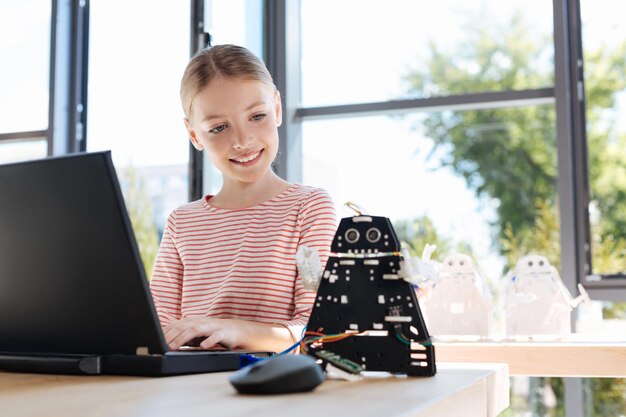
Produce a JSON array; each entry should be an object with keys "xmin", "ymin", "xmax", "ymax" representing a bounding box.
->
[{"xmin": 1, "ymin": 1, "xmax": 625, "ymax": 415}]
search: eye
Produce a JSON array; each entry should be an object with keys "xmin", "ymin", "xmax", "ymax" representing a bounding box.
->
[
  {"xmin": 344, "ymin": 228, "xmax": 360, "ymax": 244},
  {"xmin": 365, "ymin": 227, "xmax": 381, "ymax": 243},
  {"xmin": 251, "ymin": 113, "xmax": 266, "ymax": 122},
  {"xmin": 208, "ymin": 124, "xmax": 227, "ymax": 134}
]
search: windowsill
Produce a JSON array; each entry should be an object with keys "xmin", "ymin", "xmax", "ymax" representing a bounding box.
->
[{"xmin": 433, "ymin": 335, "xmax": 626, "ymax": 377}]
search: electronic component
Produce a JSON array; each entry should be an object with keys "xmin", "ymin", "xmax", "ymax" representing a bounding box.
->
[
  {"xmin": 311, "ymin": 349, "xmax": 364, "ymax": 374},
  {"xmin": 307, "ymin": 215, "xmax": 436, "ymax": 377},
  {"xmin": 229, "ymin": 354, "xmax": 324, "ymax": 394}
]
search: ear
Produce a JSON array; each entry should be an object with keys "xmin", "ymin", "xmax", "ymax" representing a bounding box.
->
[
  {"xmin": 274, "ymin": 90, "xmax": 283, "ymax": 127},
  {"xmin": 184, "ymin": 118, "xmax": 204, "ymax": 151}
]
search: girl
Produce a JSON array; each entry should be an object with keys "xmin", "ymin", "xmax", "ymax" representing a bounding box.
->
[{"xmin": 149, "ymin": 44, "xmax": 336, "ymax": 353}]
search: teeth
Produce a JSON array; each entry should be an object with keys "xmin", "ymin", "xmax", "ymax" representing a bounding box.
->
[{"xmin": 234, "ymin": 152, "xmax": 259, "ymax": 163}]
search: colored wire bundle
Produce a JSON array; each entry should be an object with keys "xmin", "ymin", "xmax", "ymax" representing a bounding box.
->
[
  {"xmin": 300, "ymin": 330, "xmax": 363, "ymax": 354},
  {"xmin": 278, "ymin": 328, "xmax": 433, "ymax": 357}
]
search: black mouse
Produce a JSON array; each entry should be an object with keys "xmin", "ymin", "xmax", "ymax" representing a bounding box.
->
[{"xmin": 229, "ymin": 354, "xmax": 324, "ymax": 394}]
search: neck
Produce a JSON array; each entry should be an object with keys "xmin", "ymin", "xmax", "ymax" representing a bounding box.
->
[{"xmin": 211, "ymin": 170, "xmax": 291, "ymax": 209}]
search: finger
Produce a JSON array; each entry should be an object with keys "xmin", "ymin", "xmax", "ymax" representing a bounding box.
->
[
  {"xmin": 200, "ymin": 331, "xmax": 227, "ymax": 350},
  {"xmin": 170, "ymin": 328, "xmax": 206, "ymax": 350},
  {"xmin": 167, "ymin": 321, "xmax": 206, "ymax": 349},
  {"xmin": 163, "ymin": 323, "xmax": 189, "ymax": 345}
]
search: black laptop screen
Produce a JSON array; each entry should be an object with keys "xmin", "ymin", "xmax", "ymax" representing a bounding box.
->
[{"xmin": 0, "ymin": 152, "xmax": 166, "ymax": 355}]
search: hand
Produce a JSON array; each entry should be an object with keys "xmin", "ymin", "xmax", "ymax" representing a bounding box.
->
[{"xmin": 163, "ymin": 317, "xmax": 250, "ymax": 350}]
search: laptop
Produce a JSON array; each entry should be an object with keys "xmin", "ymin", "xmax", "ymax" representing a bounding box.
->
[{"xmin": 0, "ymin": 151, "xmax": 271, "ymax": 376}]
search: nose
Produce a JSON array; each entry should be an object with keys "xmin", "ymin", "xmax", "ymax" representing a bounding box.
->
[{"xmin": 231, "ymin": 124, "xmax": 253, "ymax": 150}]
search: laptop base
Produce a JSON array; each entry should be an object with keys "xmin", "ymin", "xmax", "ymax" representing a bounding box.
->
[
  {"xmin": 103, "ymin": 352, "xmax": 242, "ymax": 376},
  {"xmin": 0, "ymin": 352, "xmax": 254, "ymax": 377},
  {"xmin": 0, "ymin": 354, "xmax": 102, "ymax": 375}
]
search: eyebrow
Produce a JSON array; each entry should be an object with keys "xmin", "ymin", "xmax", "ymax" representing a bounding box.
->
[{"xmin": 201, "ymin": 101, "xmax": 268, "ymax": 122}]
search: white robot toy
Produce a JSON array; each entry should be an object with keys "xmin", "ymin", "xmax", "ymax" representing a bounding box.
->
[
  {"xmin": 421, "ymin": 253, "xmax": 492, "ymax": 336},
  {"xmin": 503, "ymin": 254, "xmax": 589, "ymax": 336}
]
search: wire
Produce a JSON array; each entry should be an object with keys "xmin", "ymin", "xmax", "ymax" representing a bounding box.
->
[
  {"xmin": 395, "ymin": 333, "xmax": 411, "ymax": 345},
  {"xmin": 300, "ymin": 330, "xmax": 365, "ymax": 354},
  {"xmin": 276, "ymin": 326, "xmax": 310, "ymax": 355},
  {"xmin": 393, "ymin": 324, "xmax": 433, "ymax": 347},
  {"xmin": 344, "ymin": 201, "xmax": 366, "ymax": 216},
  {"xmin": 277, "ymin": 339, "xmax": 303, "ymax": 355}
]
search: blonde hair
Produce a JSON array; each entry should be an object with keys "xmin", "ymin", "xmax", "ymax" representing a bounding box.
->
[{"xmin": 180, "ymin": 44, "xmax": 276, "ymax": 120}]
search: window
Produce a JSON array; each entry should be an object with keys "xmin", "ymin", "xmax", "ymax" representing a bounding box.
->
[
  {"xmin": 300, "ymin": 0, "xmax": 559, "ymax": 312},
  {"xmin": 0, "ymin": 0, "xmax": 51, "ymax": 161},
  {"xmin": 200, "ymin": 0, "xmax": 264, "ymax": 196},
  {"xmin": 301, "ymin": 0, "xmax": 553, "ymax": 107},
  {"xmin": 577, "ymin": 0, "xmax": 626, "ymax": 413},
  {"xmin": 294, "ymin": 0, "xmax": 623, "ymax": 415},
  {"xmin": 302, "ymin": 106, "xmax": 559, "ymax": 285},
  {"xmin": 581, "ymin": 0, "xmax": 626, "ymax": 278},
  {"xmin": 86, "ymin": 0, "xmax": 191, "ymax": 276},
  {"xmin": 0, "ymin": 140, "xmax": 48, "ymax": 165}
]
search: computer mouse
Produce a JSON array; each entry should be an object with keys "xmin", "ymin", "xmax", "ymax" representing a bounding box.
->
[{"xmin": 229, "ymin": 354, "xmax": 324, "ymax": 394}]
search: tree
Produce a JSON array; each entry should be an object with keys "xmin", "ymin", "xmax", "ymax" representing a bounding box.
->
[
  {"xmin": 403, "ymin": 7, "xmax": 626, "ymax": 417},
  {"xmin": 121, "ymin": 166, "xmax": 159, "ymax": 279},
  {"xmin": 404, "ymin": 10, "xmax": 626, "ymax": 272},
  {"xmin": 394, "ymin": 215, "xmax": 473, "ymax": 263},
  {"xmin": 404, "ymin": 10, "xmax": 557, "ymax": 264}
]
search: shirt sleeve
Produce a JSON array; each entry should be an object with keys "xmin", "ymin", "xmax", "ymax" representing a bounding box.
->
[
  {"xmin": 279, "ymin": 188, "xmax": 337, "ymax": 330},
  {"xmin": 149, "ymin": 211, "xmax": 184, "ymax": 327}
]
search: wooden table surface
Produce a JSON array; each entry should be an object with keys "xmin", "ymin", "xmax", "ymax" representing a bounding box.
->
[
  {"xmin": 0, "ymin": 363, "xmax": 509, "ymax": 417},
  {"xmin": 435, "ymin": 337, "xmax": 626, "ymax": 377}
]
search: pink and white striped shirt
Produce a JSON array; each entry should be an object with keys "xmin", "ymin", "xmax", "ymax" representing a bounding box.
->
[{"xmin": 149, "ymin": 184, "xmax": 336, "ymax": 329}]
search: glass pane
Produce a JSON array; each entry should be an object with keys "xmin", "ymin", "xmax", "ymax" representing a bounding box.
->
[
  {"xmin": 581, "ymin": 0, "xmax": 626, "ymax": 276},
  {"xmin": 302, "ymin": 105, "xmax": 559, "ymax": 332},
  {"xmin": 87, "ymin": 1, "xmax": 190, "ymax": 277},
  {"xmin": 576, "ymin": 300, "xmax": 626, "ymax": 417},
  {"xmin": 300, "ymin": 0, "xmax": 553, "ymax": 107},
  {"xmin": 505, "ymin": 377, "xmax": 563, "ymax": 417},
  {"xmin": 584, "ymin": 378, "xmax": 626, "ymax": 417},
  {"xmin": 205, "ymin": 0, "xmax": 263, "ymax": 57},
  {"xmin": 201, "ymin": 0, "xmax": 264, "ymax": 196},
  {"xmin": 0, "ymin": 140, "xmax": 47, "ymax": 164},
  {"xmin": 0, "ymin": 0, "xmax": 51, "ymax": 133},
  {"xmin": 302, "ymin": 107, "xmax": 569, "ymax": 417}
]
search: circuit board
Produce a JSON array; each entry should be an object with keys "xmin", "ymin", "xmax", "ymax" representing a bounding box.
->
[{"xmin": 306, "ymin": 215, "xmax": 436, "ymax": 377}]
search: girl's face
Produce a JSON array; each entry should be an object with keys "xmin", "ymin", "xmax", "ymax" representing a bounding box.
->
[{"xmin": 185, "ymin": 76, "xmax": 282, "ymax": 186}]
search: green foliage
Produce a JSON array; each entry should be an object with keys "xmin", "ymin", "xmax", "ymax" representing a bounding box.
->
[
  {"xmin": 401, "ymin": 6, "xmax": 626, "ymax": 417},
  {"xmin": 121, "ymin": 166, "xmax": 159, "ymax": 280},
  {"xmin": 404, "ymin": 8, "xmax": 626, "ymax": 274},
  {"xmin": 602, "ymin": 302, "xmax": 626, "ymax": 320},
  {"xmin": 585, "ymin": 40, "xmax": 626, "ymax": 251},
  {"xmin": 394, "ymin": 215, "xmax": 472, "ymax": 261},
  {"xmin": 405, "ymin": 12, "xmax": 558, "ymax": 261},
  {"xmin": 588, "ymin": 379, "xmax": 626, "ymax": 416},
  {"xmin": 500, "ymin": 199, "xmax": 561, "ymax": 271}
]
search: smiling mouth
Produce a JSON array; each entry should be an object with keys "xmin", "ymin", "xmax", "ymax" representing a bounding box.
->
[{"xmin": 230, "ymin": 149, "xmax": 263, "ymax": 165}]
